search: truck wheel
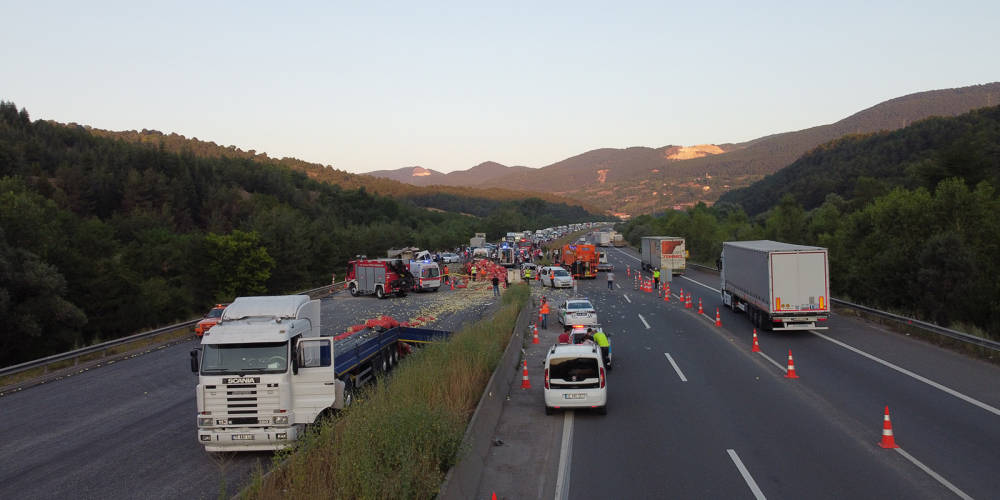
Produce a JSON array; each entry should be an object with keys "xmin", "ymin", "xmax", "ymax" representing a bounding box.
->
[
  {"xmin": 349, "ymin": 283, "xmax": 358, "ymax": 297},
  {"xmin": 376, "ymin": 286, "xmax": 385, "ymax": 299},
  {"xmin": 392, "ymin": 345, "xmax": 399, "ymax": 365},
  {"xmin": 545, "ymin": 406, "xmax": 554, "ymax": 416},
  {"xmin": 380, "ymin": 352, "xmax": 389, "ymax": 373}
]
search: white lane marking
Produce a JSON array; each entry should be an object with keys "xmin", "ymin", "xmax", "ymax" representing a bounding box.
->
[
  {"xmin": 554, "ymin": 410, "xmax": 574, "ymax": 500},
  {"xmin": 638, "ymin": 314, "xmax": 650, "ymax": 329},
  {"xmin": 623, "ymin": 294, "xmax": 632, "ymax": 303},
  {"xmin": 613, "ymin": 247, "xmax": 641, "ymax": 262},
  {"xmin": 728, "ymin": 449, "xmax": 767, "ymax": 500},
  {"xmin": 615, "ymin": 283, "xmax": 621, "ymax": 289},
  {"xmin": 894, "ymin": 448, "xmax": 973, "ymax": 500},
  {"xmin": 811, "ymin": 331, "xmax": 1000, "ymax": 417},
  {"xmin": 681, "ymin": 275, "xmax": 717, "ymax": 292},
  {"xmin": 758, "ymin": 351, "xmax": 788, "ymax": 373},
  {"xmin": 664, "ymin": 353, "xmax": 688, "ymax": 382}
]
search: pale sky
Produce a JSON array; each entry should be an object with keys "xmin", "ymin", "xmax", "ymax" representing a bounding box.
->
[{"xmin": 3, "ymin": 1, "xmax": 999, "ymax": 174}]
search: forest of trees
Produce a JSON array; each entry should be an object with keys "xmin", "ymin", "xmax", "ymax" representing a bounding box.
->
[
  {"xmin": 619, "ymin": 105, "xmax": 1000, "ymax": 341},
  {"xmin": 0, "ymin": 102, "xmax": 600, "ymax": 367}
]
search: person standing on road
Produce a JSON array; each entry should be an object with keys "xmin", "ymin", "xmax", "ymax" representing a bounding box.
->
[
  {"xmin": 607, "ymin": 271, "xmax": 615, "ymax": 290},
  {"xmin": 540, "ymin": 297, "xmax": 550, "ymax": 329},
  {"xmin": 653, "ymin": 268, "xmax": 660, "ymax": 290},
  {"xmin": 491, "ymin": 275, "xmax": 500, "ymax": 296},
  {"xmin": 443, "ymin": 264, "xmax": 450, "ymax": 284},
  {"xmin": 593, "ymin": 329, "xmax": 610, "ymax": 366}
]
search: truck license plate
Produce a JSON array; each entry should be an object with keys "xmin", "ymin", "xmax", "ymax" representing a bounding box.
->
[
  {"xmin": 564, "ymin": 394, "xmax": 586, "ymax": 399},
  {"xmin": 785, "ymin": 323, "xmax": 812, "ymax": 329},
  {"xmin": 232, "ymin": 434, "xmax": 255, "ymax": 440}
]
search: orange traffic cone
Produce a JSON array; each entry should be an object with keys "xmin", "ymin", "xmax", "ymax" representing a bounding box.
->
[
  {"xmin": 752, "ymin": 329, "xmax": 760, "ymax": 352},
  {"xmin": 521, "ymin": 359, "xmax": 531, "ymax": 389},
  {"xmin": 664, "ymin": 283, "xmax": 670, "ymax": 302},
  {"xmin": 492, "ymin": 493, "xmax": 497, "ymax": 500},
  {"xmin": 785, "ymin": 350, "xmax": 799, "ymax": 378},
  {"xmin": 627, "ymin": 265, "xmax": 630, "ymax": 276},
  {"xmin": 450, "ymin": 280, "xmax": 455, "ymax": 290},
  {"xmin": 879, "ymin": 406, "xmax": 899, "ymax": 448},
  {"xmin": 715, "ymin": 308, "xmax": 722, "ymax": 326},
  {"xmin": 532, "ymin": 324, "xmax": 540, "ymax": 344},
  {"xmin": 698, "ymin": 298, "xmax": 704, "ymax": 314},
  {"xmin": 685, "ymin": 293, "xmax": 693, "ymax": 309}
]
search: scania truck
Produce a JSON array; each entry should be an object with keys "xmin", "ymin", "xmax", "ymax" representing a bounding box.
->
[
  {"xmin": 191, "ymin": 295, "xmax": 449, "ymax": 451},
  {"xmin": 718, "ymin": 240, "xmax": 830, "ymax": 331}
]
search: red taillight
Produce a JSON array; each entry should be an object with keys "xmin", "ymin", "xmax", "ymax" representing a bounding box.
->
[
  {"xmin": 544, "ymin": 368, "xmax": 549, "ymax": 389},
  {"xmin": 599, "ymin": 367, "xmax": 605, "ymax": 388},
  {"xmin": 818, "ymin": 317, "xmax": 828, "ymax": 321}
]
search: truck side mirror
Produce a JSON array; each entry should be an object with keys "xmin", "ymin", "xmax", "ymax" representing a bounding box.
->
[
  {"xmin": 190, "ymin": 349, "xmax": 200, "ymax": 373},
  {"xmin": 716, "ymin": 258, "xmax": 723, "ymax": 271},
  {"xmin": 291, "ymin": 342, "xmax": 299, "ymax": 375}
]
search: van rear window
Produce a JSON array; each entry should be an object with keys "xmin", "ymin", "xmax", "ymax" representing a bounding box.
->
[
  {"xmin": 421, "ymin": 268, "xmax": 439, "ymax": 278},
  {"xmin": 549, "ymin": 357, "xmax": 599, "ymax": 381}
]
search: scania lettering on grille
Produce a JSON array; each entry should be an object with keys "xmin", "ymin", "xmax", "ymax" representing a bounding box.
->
[{"xmin": 225, "ymin": 377, "xmax": 260, "ymax": 384}]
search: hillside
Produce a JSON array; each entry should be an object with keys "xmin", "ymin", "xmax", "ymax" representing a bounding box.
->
[
  {"xmin": 88, "ymin": 129, "xmax": 606, "ymax": 215},
  {"xmin": 0, "ymin": 102, "xmax": 603, "ymax": 367},
  {"xmin": 401, "ymin": 82, "xmax": 1000, "ymax": 215},
  {"xmin": 717, "ymin": 104, "xmax": 1000, "ymax": 215}
]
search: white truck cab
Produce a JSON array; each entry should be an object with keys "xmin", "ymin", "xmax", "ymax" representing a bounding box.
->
[{"xmin": 192, "ymin": 295, "xmax": 344, "ymax": 452}]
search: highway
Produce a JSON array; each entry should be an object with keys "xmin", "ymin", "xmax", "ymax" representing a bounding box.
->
[
  {"xmin": 557, "ymin": 242, "xmax": 1000, "ymax": 499},
  {"xmin": 0, "ymin": 283, "xmax": 497, "ymax": 500}
]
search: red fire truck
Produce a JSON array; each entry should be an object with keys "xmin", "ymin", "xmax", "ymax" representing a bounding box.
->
[{"xmin": 346, "ymin": 259, "xmax": 416, "ymax": 299}]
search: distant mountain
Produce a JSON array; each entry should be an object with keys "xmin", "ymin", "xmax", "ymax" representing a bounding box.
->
[
  {"xmin": 434, "ymin": 82, "xmax": 1000, "ymax": 215},
  {"xmin": 366, "ymin": 166, "xmax": 446, "ymax": 186},
  {"xmin": 366, "ymin": 161, "xmax": 531, "ymax": 187},
  {"xmin": 717, "ymin": 104, "xmax": 1000, "ymax": 215}
]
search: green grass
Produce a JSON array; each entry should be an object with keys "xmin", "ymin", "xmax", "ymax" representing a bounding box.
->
[{"xmin": 242, "ymin": 283, "xmax": 531, "ymax": 500}]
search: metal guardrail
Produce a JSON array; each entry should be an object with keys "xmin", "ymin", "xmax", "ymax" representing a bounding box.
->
[
  {"xmin": 683, "ymin": 262, "xmax": 1000, "ymax": 353},
  {"xmin": 830, "ymin": 298, "xmax": 1000, "ymax": 352},
  {"xmin": 0, "ymin": 281, "xmax": 350, "ymax": 382}
]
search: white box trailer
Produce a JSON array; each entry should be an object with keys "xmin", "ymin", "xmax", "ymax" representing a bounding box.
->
[
  {"xmin": 719, "ymin": 240, "xmax": 830, "ymax": 331},
  {"xmin": 470, "ymin": 233, "xmax": 486, "ymax": 248},
  {"xmin": 596, "ymin": 231, "xmax": 611, "ymax": 247},
  {"xmin": 640, "ymin": 236, "xmax": 686, "ymax": 275}
]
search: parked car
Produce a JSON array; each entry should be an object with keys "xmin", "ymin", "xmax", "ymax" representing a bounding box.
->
[
  {"xmin": 440, "ymin": 252, "xmax": 461, "ymax": 263},
  {"xmin": 557, "ymin": 298, "xmax": 597, "ymax": 326},
  {"xmin": 540, "ymin": 266, "xmax": 573, "ymax": 288},
  {"xmin": 544, "ymin": 344, "xmax": 607, "ymax": 415}
]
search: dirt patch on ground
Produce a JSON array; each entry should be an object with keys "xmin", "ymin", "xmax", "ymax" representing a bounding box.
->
[{"xmin": 664, "ymin": 144, "xmax": 726, "ymax": 160}]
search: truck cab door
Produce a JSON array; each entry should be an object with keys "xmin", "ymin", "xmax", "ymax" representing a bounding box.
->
[{"xmin": 292, "ymin": 338, "xmax": 337, "ymax": 424}]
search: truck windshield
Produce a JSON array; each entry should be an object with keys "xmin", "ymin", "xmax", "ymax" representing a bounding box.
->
[
  {"xmin": 201, "ymin": 342, "xmax": 289, "ymax": 374},
  {"xmin": 205, "ymin": 308, "xmax": 224, "ymax": 319}
]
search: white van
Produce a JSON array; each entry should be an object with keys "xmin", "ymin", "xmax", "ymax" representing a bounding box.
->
[
  {"xmin": 409, "ymin": 261, "xmax": 441, "ymax": 292},
  {"xmin": 544, "ymin": 344, "xmax": 607, "ymax": 415}
]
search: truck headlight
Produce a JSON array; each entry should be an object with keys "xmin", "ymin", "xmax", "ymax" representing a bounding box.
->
[
  {"xmin": 199, "ymin": 417, "xmax": 213, "ymax": 426},
  {"xmin": 276, "ymin": 432, "xmax": 287, "ymax": 440},
  {"xmin": 274, "ymin": 416, "xmax": 288, "ymax": 425}
]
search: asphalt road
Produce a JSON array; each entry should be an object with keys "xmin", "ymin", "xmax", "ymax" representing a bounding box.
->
[
  {"xmin": 556, "ymin": 242, "xmax": 1000, "ymax": 499},
  {"xmin": 0, "ymin": 280, "xmax": 498, "ymax": 500}
]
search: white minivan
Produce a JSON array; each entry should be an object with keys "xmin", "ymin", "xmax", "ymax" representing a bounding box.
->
[
  {"xmin": 544, "ymin": 345, "xmax": 607, "ymax": 415},
  {"xmin": 408, "ymin": 261, "xmax": 441, "ymax": 292}
]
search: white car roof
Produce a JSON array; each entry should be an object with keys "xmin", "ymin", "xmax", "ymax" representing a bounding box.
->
[{"xmin": 549, "ymin": 345, "xmax": 601, "ymax": 357}]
